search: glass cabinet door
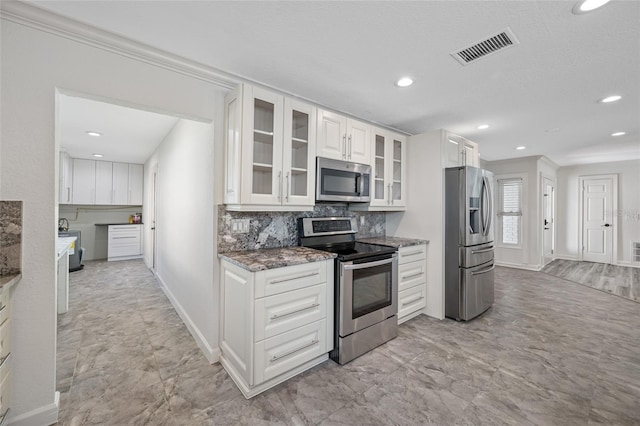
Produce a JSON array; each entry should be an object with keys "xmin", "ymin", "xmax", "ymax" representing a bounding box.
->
[
  {"xmin": 283, "ymin": 99, "xmax": 316, "ymax": 206},
  {"xmin": 392, "ymin": 138, "xmax": 403, "ymax": 203},
  {"xmin": 373, "ymin": 132, "xmax": 387, "ymax": 204},
  {"xmin": 252, "ymin": 98, "xmax": 275, "ymax": 195}
]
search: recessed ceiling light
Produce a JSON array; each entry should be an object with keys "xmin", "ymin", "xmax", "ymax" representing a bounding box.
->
[
  {"xmin": 92, "ymin": 153, "xmax": 104, "ymax": 158},
  {"xmin": 515, "ymin": 146, "xmax": 526, "ymax": 150},
  {"xmin": 572, "ymin": 0, "xmax": 611, "ymax": 14},
  {"xmin": 600, "ymin": 95, "xmax": 621, "ymax": 103},
  {"xmin": 477, "ymin": 124, "xmax": 490, "ymax": 130},
  {"xmin": 611, "ymin": 132, "xmax": 626, "ymax": 137},
  {"xmin": 86, "ymin": 131, "xmax": 102, "ymax": 137},
  {"xmin": 396, "ymin": 77, "xmax": 414, "ymax": 87}
]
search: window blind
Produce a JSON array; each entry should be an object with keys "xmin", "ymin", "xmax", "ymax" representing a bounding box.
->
[{"xmin": 498, "ymin": 178, "xmax": 523, "ymax": 245}]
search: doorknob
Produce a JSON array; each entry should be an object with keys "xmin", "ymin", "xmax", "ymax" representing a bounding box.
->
[{"xmin": 602, "ymin": 223, "xmax": 611, "ymax": 227}]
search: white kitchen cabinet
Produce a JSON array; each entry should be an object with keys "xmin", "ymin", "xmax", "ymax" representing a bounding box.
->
[
  {"xmin": 0, "ymin": 279, "xmax": 16, "ymax": 425},
  {"xmin": 71, "ymin": 158, "xmax": 96, "ymax": 204},
  {"xmin": 95, "ymin": 161, "xmax": 113, "ymax": 205},
  {"xmin": 128, "ymin": 164, "xmax": 144, "ymax": 205},
  {"xmin": 112, "ymin": 162, "xmax": 143, "ymax": 205},
  {"xmin": 397, "ymin": 244, "xmax": 427, "ymax": 324},
  {"xmin": 107, "ymin": 224, "xmax": 143, "ymax": 261},
  {"xmin": 220, "ymin": 259, "xmax": 333, "ymax": 398},
  {"xmin": 59, "ymin": 151, "xmax": 73, "ymax": 204},
  {"xmin": 224, "ymin": 84, "xmax": 316, "ymax": 211},
  {"xmin": 368, "ymin": 128, "xmax": 407, "ymax": 210},
  {"xmin": 316, "ymin": 109, "xmax": 370, "ymax": 165},
  {"xmin": 443, "ymin": 133, "xmax": 479, "ymax": 168}
]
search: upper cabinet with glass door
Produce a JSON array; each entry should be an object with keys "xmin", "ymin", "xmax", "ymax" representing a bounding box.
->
[
  {"xmin": 353, "ymin": 127, "xmax": 406, "ymax": 211},
  {"xmin": 224, "ymin": 84, "xmax": 316, "ymax": 211},
  {"xmin": 443, "ymin": 133, "xmax": 479, "ymax": 168}
]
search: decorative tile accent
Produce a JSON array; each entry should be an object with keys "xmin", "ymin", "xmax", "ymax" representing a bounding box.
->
[
  {"xmin": 217, "ymin": 204, "xmax": 385, "ymax": 253},
  {"xmin": 0, "ymin": 200, "xmax": 23, "ymax": 276}
]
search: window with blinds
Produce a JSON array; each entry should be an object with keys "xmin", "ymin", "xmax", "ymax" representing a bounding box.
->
[{"xmin": 498, "ymin": 178, "xmax": 523, "ymax": 245}]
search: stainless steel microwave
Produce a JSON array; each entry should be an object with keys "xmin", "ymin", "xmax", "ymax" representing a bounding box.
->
[{"xmin": 316, "ymin": 157, "xmax": 371, "ymax": 202}]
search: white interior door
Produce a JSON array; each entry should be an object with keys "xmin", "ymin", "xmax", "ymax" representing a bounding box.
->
[
  {"xmin": 582, "ymin": 177, "xmax": 613, "ymax": 263},
  {"xmin": 542, "ymin": 178, "xmax": 555, "ymax": 265}
]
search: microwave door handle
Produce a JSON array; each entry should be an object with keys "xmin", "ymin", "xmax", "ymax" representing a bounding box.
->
[
  {"xmin": 343, "ymin": 257, "xmax": 395, "ymax": 271},
  {"xmin": 359, "ymin": 173, "xmax": 365, "ymax": 196}
]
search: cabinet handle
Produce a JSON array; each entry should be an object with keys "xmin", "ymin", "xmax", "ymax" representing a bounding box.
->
[
  {"xmin": 270, "ymin": 338, "xmax": 319, "ymax": 362},
  {"xmin": 0, "ymin": 352, "xmax": 10, "ymax": 370},
  {"xmin": 66, "ymin": 187, "xmax": 70, "ymax": 203},
  {"xmin": 0, "ymin": 407, "xmax": 9, "ymax": 426},
  {"xmin": 348, "ymin": 135, "xmax": 352, "ymax": 159},
  {"xmin": 402, "ymin": 295, "xmax": 424, "ymax": 307},
  {"xmin": 268, "ymin": 271, "xmax": 319, "ymax": 284},
  {"xmin": 113, "ymin": 236, "xmax": 137, "ymax": 239},
  {"xmin": 285, "ymin": 171, "xmax": 290, "ymax": 203},
  {"xmin": 387, "ymin": 183, "xmax": 392, "ymax": 205},
  {"xmin": 270, "ymin": 303, "xmax": 320, "ymax": 320},
  {"xmin": 401, "ymin": 271, "xmax": 424, "ymax": 281},
  {"xmin": 402, "ymin": 249, "xmax": 423, "ymax": 257},
  {"xmin": 342, "ymin": 135, "xmax": 347, "ymax": 159},
  {"xmin": 277, "ymin": 171, "xmax": 282, "ymax": 202}
]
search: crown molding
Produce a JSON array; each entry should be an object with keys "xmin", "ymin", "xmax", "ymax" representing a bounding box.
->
[{"xmin": 0, "ymin": 0, "xmax": 239, "ymax": 90}]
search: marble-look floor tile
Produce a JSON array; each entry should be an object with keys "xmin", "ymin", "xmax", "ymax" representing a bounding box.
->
[{"xmin": 57, "ymin": 260, "xmax": 640, "ymax": 425}]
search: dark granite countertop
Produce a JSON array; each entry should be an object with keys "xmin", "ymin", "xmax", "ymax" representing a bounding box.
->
[
  {"xmin": 357, "ymin": 236, "xmax": 429, "ymax": 248},
  {"xmin": 219, "ymin": 247, "xmax": 336, "ymax": 272},
  {"xmin": 95, "ymin": 223, "xmax": 143, "ymax": 226},
  {"xmin": 0, "ymin": 273, "xmax": 21, "ymax": 288}
]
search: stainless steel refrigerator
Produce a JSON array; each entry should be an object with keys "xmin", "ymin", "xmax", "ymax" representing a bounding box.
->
[{"xmin": 445, "ymin": 166, "xmax": 495, "ymax": 321}]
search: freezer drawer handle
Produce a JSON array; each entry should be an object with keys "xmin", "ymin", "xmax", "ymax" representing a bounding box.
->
[
  {"xmin": 471, "ymin": 265, "xmax": 495, "ymax": 276},
  {"xmin": 471, "ymin": 246, "xmax": 494, "ymax": 254},
  {"xmin": 269, "ymin": 271, "xmax": 319, "ymax": 284},
  {"xmin": 270, "ymin": 303, "xmax": 320, "ymax": 320},
  {"xmin": 270, "ymin": 338, "xmax": 319, "ymax": 362}
]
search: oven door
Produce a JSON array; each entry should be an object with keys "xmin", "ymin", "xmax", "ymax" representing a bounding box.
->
[{"xmin": 339, "ymin": 253, "xmax": 398, "ymax": 336}]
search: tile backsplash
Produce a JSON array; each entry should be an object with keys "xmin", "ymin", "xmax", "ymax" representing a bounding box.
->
[
  {"xmin": 0, "ymin": 200, "xmax": 23, "ymax": 275},
  {"xmin": 218, "ymin": 204, "xmax": 385, "ymax": 253}
]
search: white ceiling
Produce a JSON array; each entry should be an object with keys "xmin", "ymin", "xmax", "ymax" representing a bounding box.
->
[
  {"xmin": 36, "ymin": 0, "xmax": 640, "ymax": 166},
  {"xmin": 59, "ymin": 95, "xmax": 179, "ymax": 163}
]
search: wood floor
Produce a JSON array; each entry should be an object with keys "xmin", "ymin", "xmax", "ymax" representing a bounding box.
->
[
  {"xmin": 56, "ymin": 260, "xmax": 640, "ymax": 425},
  {"xmin": 542, "ymin": 259, "xmax": 640, "ymax": 303}
]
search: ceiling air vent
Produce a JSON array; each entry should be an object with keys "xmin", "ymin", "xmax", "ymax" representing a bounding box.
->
[{"xmin": 451, "ymin": 27, "xmax": 519, "ymax": 66}]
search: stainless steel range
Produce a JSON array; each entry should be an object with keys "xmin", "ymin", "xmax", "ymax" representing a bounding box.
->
[{"xmin": 298, "ymin": 217, "xmax": 398, "ymax": 364}]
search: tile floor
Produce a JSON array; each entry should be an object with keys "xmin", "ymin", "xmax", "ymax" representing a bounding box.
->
[
  {"xmin": 542, "ymin": 259, "xmax": 640, "ymax": 303},
  {"xmin": 56, "ymin": 260, "xmax": 640, "ymax": 425}
]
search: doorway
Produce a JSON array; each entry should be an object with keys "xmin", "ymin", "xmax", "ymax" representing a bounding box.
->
[
  {"xmin": 151, "ymin": 164, "xmax": 159, "ymax": 271},
  {"xmin": 579, "ymin": 175, "xmax": 618, "ymax": 264},
  {"xmin": 542, "ymin": 177, "xmax": 555, "ymax": 266}
]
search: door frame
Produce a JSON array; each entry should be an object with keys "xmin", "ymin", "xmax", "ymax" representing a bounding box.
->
[
  {"xmin": 150, "ymin": 164, "xmax": 159, "ymax": 272},
  {"xmin": 541, "ymin": 174, "xmax": 556, "ymax": 266},
  {"xmin": 578, "ymin": 174, "xmax": 618, "ymax": 264}
]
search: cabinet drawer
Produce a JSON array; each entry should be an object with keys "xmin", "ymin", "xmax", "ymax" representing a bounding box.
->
[
  {"xmin": 0, "ymin": 321, "xmax": 9, "ymax": 361},
  {"xmin": 0, "ymin": 368, "xmax": 10, "ymax": 421},
  {"xmin": 108, "ymin": 243, "xmax": 142, "ymax": 257},
  {"xmin": 398, "ymin": 259, "xmax": 426, "ymax": 292},
  {"xmin": 398, "ymin": 245, "xmax": 426, "ymax": 264},
  {"xmin": 398, "ymin": 285, "xmax": 426, "ymax": 321},
  {"xmin": 255, "ymin": 261, "xmax": 327, "ymax": 298},
  {"xmin": 254, "ymin": 319, "xmax": 326, "ymax": 385},
  {"xmin": 255, "ymin": 284, "xmax": 326, "ymax": 342}
]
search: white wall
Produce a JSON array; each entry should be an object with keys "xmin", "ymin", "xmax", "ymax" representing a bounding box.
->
[
  {"xmin": 556, "ymin": 159, "xmax": 640, "ymax": 265},
  {"xmin": 485, "ymin": 157, "xmax": 540, "ymax": 269},
  {"xmin": 386, "ymin": 130, "xmax": 445, "ymax": 319},
  {"xmin": 0, "ymin": 10, "xmax": 228, "ymax": 424},
  {"xmin": 58, "ymin": 205, "xmax": 142, "ymax": 260},
  {"xmin": 143, "ymin": 119, "xmax": 219, "ymax": 361}
]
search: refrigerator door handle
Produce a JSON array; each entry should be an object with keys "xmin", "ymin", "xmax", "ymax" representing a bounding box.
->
[
  {"xmin": 471, "ymin": 264, "xmax": 495, "ymax": 276},
  {"xmin": 481, "ymin": 176, "xmax": 491, "ymax": 237}
]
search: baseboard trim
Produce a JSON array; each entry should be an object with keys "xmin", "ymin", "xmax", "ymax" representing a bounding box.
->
[
  {"xmin": 495, "ymin": 261, "xmax": 542, "ymax": 272},
  {"xmin": 615, "ymin": 261, "xmax": 640, "ymax": 269},
  {"xmin": 154, "ymin": 273, "xmax": 220, "ymax": 364},
  {"xmin": 553, "ymin": 254, "xmax": 580, "ymax": 261},
  {"xmin": 8, "ymin": 391, "xmax": 59, "ymax": 426}
]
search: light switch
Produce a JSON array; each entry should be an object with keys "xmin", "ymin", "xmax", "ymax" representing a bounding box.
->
[{"xmin": 231, "ymin": 219, "xmax": 250, "ymax": 234}]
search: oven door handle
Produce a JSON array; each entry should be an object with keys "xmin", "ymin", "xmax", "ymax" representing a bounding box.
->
[{"xmin": 343, "ymin": 257, "xmax": 395, "ymax": 270}]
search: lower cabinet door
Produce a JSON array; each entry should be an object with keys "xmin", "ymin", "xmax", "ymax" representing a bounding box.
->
[
  {"xmin": 398, "ymin": 284, "xmax": 426, "ymax": 322},
  {"xmin": 254, "ymin": 319, "xmax": 326, "ymax": 384}
]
